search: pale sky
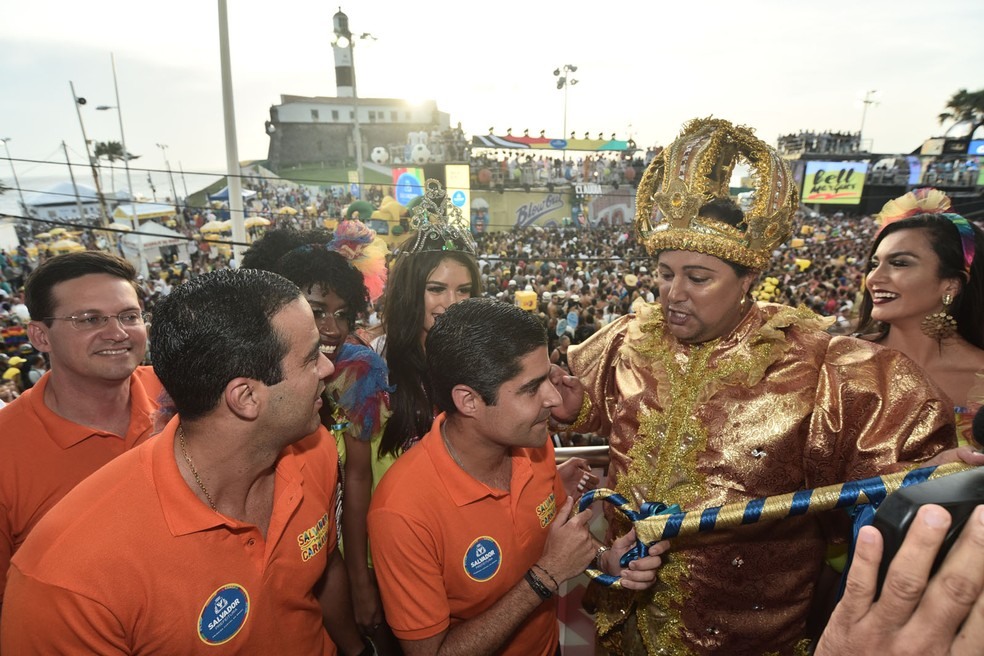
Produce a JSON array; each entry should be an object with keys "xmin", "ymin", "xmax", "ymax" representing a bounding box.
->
[{"xmin": 1, "ymin": 0, "xmax": 981, "ymax": 205}]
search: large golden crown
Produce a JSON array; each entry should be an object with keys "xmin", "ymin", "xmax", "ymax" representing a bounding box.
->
[{"xmin": 635, "ymin": 117, "xmax": 797, "ymax": 270}]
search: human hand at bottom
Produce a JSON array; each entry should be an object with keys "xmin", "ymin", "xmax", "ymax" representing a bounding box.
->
[{"xmin": 815, "ymin": 504, "xmax": 984, "ymax": 656}]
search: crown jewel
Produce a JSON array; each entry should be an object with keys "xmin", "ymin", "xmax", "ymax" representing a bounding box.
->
[
  {"xmin": 635, "ymin": 117, "xmax": 797, "ymax": 270},
  {"xmin": 403, "ymin": 179, "xmax": 477, "ymax": 256}
]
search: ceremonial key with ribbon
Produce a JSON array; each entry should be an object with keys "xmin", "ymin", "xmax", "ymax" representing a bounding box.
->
[{"xmin": 577, "ymin": 461, "xmax": 976, "ymax": 588}]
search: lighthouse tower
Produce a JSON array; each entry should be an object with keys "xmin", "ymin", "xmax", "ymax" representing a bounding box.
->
[{"xmin": 332, "ymin": 8, "xmax": 355, "ymax": 98}]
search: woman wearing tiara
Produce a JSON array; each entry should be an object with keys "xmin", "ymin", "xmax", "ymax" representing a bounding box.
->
[
  {"xmin": 856, "ymin": 188, "xmax": 984, "ymax": 448},
  {"xmin": 376, "ymin": 180, "xmax": 484, "ymax": 460}
]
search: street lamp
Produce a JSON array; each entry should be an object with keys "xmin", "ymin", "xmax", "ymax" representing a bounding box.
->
[
  {"xmin": 156, "ymin": 143, "xmax": 179, "ymax": 205},
  {"xmin": 332, "ymin": 8, "xmax": 376, "ymax": 196},
  {"xmin": 553, "ymin": 64, "xmax": 578, "ymax": 159},
  {"xmin": 859, "ymin": 89, "xmax": 879, "ymax": 152},
  {"xmin": 95, "ymin": 53, "xmax": 137, "ymax": 223},
  {"xmin": 0, "ymin": 138, "xmax": 29, "ymax": 217}
]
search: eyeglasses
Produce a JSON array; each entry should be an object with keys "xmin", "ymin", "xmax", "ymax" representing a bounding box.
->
[
  {"xmin": 44, "ymin": 310, "xmax": 150, "ymax": 331},
  {"xmin": 311, "ymin": 308, "xmax": 350, "ymax": 327}
]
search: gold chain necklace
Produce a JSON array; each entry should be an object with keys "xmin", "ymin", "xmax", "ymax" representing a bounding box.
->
[
  {"xmin": 440, "ymin": 421, "xmax": 466, "ymax": 470},
  {"xmin": 178, "ymin": 426, "xmax": 217, "ymax": 510}
]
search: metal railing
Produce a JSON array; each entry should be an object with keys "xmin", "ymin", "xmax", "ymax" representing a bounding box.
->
[{"xmin": 555, "ymin": 444, "xmax": 610, "ymax": 469}]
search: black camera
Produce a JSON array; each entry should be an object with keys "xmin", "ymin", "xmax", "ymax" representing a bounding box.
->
[{"xmin": 872, "ymin": 466, "xmax": 984, "ymax": 597}]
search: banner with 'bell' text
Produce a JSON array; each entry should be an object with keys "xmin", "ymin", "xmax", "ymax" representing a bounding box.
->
[{"xmin": 801, "ymin": 161, "xmax": 868, "ymax": 205}]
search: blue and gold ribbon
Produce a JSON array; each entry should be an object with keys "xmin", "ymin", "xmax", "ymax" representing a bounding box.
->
[{"xmin": 578, "ymin": 461, "xmax": 974, "ymax": 588}]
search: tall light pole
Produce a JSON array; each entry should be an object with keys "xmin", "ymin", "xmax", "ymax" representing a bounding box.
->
[
  {"xmin": 178, "ymin": 161, "xmax": 190, "ymax": 199},
  {"xmin": 553, "ymin": 64, "xmax": 578, "ymax": 160},
  {"xmin": 0, "ymin": 138, "xmax": 29, "ymax": 216},
  {"xmin": 217, "ymin": 0, "xmax": 247, "ymax": 266},
  {"xmin": 60, "ymin": 140, "xmax": 88, "ymax": 222},
  {"xmin": 96, "ymin": 53, "xmax": 136, "ymax": 216},
  {"xmin": 70, "ymin": 81, "xmax": 111, "ymax": 224},
  {"xmin": 332, "ymin": 8, "xmax": 375, "ymax": 197},
  {"xmin": 859, "ymin": 89, "xmax": 879, "ymax": 152},
  {"xmin": 156, "ymin": 143, "xmax": 179, "ymax": 205}
]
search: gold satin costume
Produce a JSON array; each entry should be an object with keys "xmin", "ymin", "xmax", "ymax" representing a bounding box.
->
[{"xmin": 568, "ymin": 302, "xmax": 956, "ymax": 655}]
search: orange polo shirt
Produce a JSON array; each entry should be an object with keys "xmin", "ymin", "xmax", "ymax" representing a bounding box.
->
[
  {"xmin": 368, "ymin": 413, "xmax": 565, "ymax": 656},
  {"xmin": 0, "ymin": 365, "xmax": 162, "ymax": 604},
  {"xmin": 1, "ymin": 418, "xmax": 339, "ymax": 655}
]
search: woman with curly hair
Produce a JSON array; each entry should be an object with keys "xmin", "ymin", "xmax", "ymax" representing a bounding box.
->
[{"xmin": 242, "ymin": 223, "xmax": 396, "ymax": 652}]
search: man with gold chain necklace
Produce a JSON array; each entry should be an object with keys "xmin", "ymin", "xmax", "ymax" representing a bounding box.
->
[{"xmin": 2, "ymin": 269, "xmax": 368, "ymax": 655}]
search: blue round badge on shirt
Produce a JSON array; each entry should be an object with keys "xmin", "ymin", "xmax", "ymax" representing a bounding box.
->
[
  {"xmin": 197, "ymin": 584, "xmax": 250, "ymax": 645},
  {"xmin": 463, "ymin": 536, "xmax": 502, "ymax": 582}
]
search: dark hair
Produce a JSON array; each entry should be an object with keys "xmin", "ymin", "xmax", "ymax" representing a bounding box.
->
[
  {"xmin": 857, "ymin": 214, "xmax": 984, "ymax": 348},
  {"xmin": 378, "ymin": 247, "xmax": 481, "ymax": 456},
  {"xmin": 25, "ymin": 252, "xmax": 138, "ymax": 323},
  {"xmin": 240, "ymin": 228, "xmax": 331, "ymax": 271},
  {"xmin": 696, "ymin": 198, "xmax": 754, "ymax": 278},
  {"xmin": 150, "ymin": 269, "xmax": 301, "ymax": 420},
  {"xmin": 242, "ymin": 227, "xmax": 369, "ymax": 320},
  {"xmin": 426, "ymin": 297, "xmax": 547, "ymax": 414}
]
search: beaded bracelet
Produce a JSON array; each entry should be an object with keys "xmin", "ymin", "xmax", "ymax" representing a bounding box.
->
[
  {"xmin": 524, "ymin": 568, "xmax": 553, "ymax": 600},
  {"xmin": 532, "ymin": 563, "xmax": 559, "ymax": 591}
]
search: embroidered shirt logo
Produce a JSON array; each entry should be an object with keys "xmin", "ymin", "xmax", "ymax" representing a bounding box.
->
[
  {"xmin": 297, "ymin": 511, "xmax": 332, "ymax": 562},
  {"xmin": 536, "ymin": 492, "xmax": 557, "ymax": 527}
]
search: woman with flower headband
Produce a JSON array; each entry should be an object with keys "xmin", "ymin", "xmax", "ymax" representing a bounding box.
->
[
  {"xmin": 549, "ymin": 118, "xmax": 982, "ymax": 655},
  {"xmin": 856, "ymin": 189, "xmax": 984, "ymax": 449},
  {"xmin": 241, "ymin": 223, "xmax": 397, "ymax": 653}
]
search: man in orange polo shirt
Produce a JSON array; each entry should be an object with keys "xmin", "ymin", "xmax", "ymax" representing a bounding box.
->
[
  {"xmin": 368, "ymin": 298, "xmax": 668, "ymax": 656},
  {"xmin": 1, "ymin": 269, "xmax": 366, "ymax": 655},
  {"xmin": 0, "ymin": 252, "xmax": 161, "ymax": 616}
]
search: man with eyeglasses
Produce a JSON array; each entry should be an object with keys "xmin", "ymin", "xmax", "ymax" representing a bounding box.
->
[
  {"xmin": 0, "ymin": 251, "xmax": 162, "ymax": 616},
  {"xmin": 1, "ymin": 268, "xmax": 365, "ymax": 655}
]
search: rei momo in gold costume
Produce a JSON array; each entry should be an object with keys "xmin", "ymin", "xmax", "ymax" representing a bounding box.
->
[{"xmin": 564, "ymin": 118, "xmax": 957, "ymax": 655}]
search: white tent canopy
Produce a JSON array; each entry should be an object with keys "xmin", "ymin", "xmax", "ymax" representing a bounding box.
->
[
  {"xmin": 120, "ymin": 221, "xmax": 190, "ymax": 277},
  {"xmin": 114, "ymin": 202, "xmax": 177, "ymax": 223}
]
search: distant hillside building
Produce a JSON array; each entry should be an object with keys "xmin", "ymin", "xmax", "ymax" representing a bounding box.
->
[{"xmin": 264, "ymin": 95, "xmax": 451, "ymax": 171}]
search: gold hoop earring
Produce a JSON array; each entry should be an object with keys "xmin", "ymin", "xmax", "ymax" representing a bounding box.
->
[{"xmin": 921, "ymin": 293, "xmax": 957, "ymax": 340}]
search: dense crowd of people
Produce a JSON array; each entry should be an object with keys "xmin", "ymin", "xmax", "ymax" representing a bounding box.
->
[
  {"xmin": 2, "ymin": 116, "xmax": 984, "ymax": 654},
  {"xmin": 0, "ymin": 202, "xmax": 906, "ymax": 386}
]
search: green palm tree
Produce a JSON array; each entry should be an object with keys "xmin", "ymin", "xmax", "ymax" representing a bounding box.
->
[
  {"xmin": 93, "ymin": 141, "xmax": 139, "ymax": 196},
  {"xmin": 938, "ymin": 88, "xmax": 984, "ymax": 130}
]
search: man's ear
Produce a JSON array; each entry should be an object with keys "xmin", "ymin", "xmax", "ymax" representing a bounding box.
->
[
  {"xmin": 27, "ymin": 321, "xmax": 53, "ymax": 354},
  {"xmin": 224, "ymin": 377, "xmax": 261, "ymax": 420},
  {"xmin": 451, "ymin": 384, "xmax": 483, "ymax": 418}
]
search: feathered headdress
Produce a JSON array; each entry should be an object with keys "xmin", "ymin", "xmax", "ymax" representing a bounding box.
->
[
  {"xmin": 876, "ymin": 187, "xmax": 951, "ymax": 228},
  {"xmin": 328, "ymin": 220, "xmax": 388, "ymax": 302}
]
